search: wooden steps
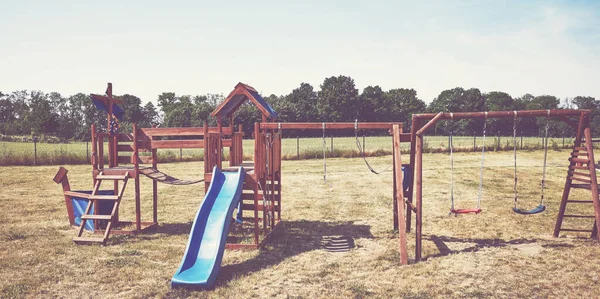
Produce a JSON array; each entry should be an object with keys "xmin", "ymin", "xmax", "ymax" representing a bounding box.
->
[
  {"xmin": 74, "ymin": 170, "xmax": 129, "ymax": 245},
  {"xmin": 554, "ymin": 131, "xmax": 600, "ymax": 239}
]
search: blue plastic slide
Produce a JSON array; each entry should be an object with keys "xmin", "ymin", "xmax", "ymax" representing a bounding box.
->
[{"xmin": 171, "ymin": 166, "xmax": 245, "ymax": 289}]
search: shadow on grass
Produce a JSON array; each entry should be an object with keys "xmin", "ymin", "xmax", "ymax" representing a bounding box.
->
[
  {"xmin": 155, "ymin": 222, "xmax": 193, "ymax": 235},
  {"xmin": 425, "ymin": 235, "xmax": 573, "ymax": 259},
  {"xmin": 217, "ymin": 220, "xmax": 372, "ymax": 286}
]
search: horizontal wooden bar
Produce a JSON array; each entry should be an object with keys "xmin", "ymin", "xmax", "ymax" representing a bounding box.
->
[
  {"xmin": 151, "ymin": 140, "xmax": 204, "ymax": 149},
  {"xmin": 141, "ymin": 127, "xmax": 232, "ymax": 137},
  {"xmin": 413, "ymin": 109, "xmax": 590, "ymax": 120},
  {"xmin": 566, "ymin": 199, "xmax": 593, "ymax": 203},
  {"xmin": 569, "ymin": 158, "xmax": 590, "ymax": 164},
  {"xmin": 568, "ymin": 171, "xmax": 590, "ymax": 177},
  {"xmin": 260, "ymin": 122, "xmax": 403, "ymax": 130},
  {"xmin": 569, "ymin": 176, "xmax": 592, "ymax": 184},
  {"xmin": 63, "ymin": 191, "xmax": 91, "ymax": 199},
  {"xmin": 241, "ymin": 203, "xmax": 279, "ymax": 212}
]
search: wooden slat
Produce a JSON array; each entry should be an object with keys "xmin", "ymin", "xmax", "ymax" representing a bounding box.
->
[
  {"xmin": 150, "ymin": 140, "xmax": 204, "ymax": 149},
  {"xmin": 569, "ymin": 176, "xmax": 592, "ymax": 184},
  {"xmin": 222, "ymin": 139, "xmax": 232, "ymax": 147},
  {"xmin": 567, "ymin": 200, "xmax": 593, "ymax": 203},
  {"xmin": 569, "ymin": 157, "xmax": 590, "ymax": 164},
  {"xmin": 141, "ymin": 127, "xmax": 233, "ymax": 137},
  {"xmin": 571, "ymin": 184, "xmax": 592, "ymax": 190},
  {"xmin": 81, "ymin": 214, "xmax": 112, "ymax": 220},
  {"xmin": 568, "ymin": 171, "xmax": 591, "ymax": 178},
  {"xmin": 571, "ymin": 151, "xmax": 588, "ymax": 157},
  {"xmin": 96, "ymin": 174, "xmax": 128, "ymax": 180},
  {"xmin": 89, "ymin": 195, "xmax": 119, "ymax": 201},
  {"xmin": 63, "ymin": 191, "xmax": 91, "ymax": 199},
  {"xmin": 242, "ymin": 193, "xmax": 263, "ymax": 200}
]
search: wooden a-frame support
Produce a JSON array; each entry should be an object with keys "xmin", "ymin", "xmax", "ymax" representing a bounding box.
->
[{"xmin": 406, "ymin": 109, "xmax": 598, "ymax": 262}]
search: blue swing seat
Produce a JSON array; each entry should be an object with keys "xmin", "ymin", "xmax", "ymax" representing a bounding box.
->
[{"xmin": 512, "ymin": 204, "xmax": 546, "ymax": 215}]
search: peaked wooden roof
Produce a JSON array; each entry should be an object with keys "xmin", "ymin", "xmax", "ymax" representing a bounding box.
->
[{"xmin": 211, "ymin": 83, "xmax": 278, "ymax": 119}]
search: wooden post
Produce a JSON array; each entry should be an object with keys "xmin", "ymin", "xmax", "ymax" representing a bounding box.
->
[
  {"xmin": 152, "ymin": 125, "xmax": 158, "ymax": 224},
  {"xmin": 406, "ymin": 118, "xmax": 419, "ymax": 232},
  {"xmin": 53, "ymin": 167, "xmax": 75, "ymax": 226},
  {"xmin": 133, "ymin": 123, "xmax": 141, "ymax": 231},
  {"xmin": 393, "ymin": 125, "xmax": 408, "ymax": 264},
  {"xmin": 33, "ymin": 137, "xmax": 37, "ymax": 166},
  {"xmin": 584, "ymin": 125, "xmax": 600, "ymax": 240},
  {"xmin": 296, "ymin": 136, "xmax": 299, "ymax": 159},
  {"xmin": 415, "ymin": 132, "xmax": 424, "ymax": 261}
]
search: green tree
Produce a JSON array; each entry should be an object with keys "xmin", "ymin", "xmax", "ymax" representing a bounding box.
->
[
  {"xmin": 317, "ymin": 75, "xmax": 359, "ymax": 122},
  {"xmin": 383, "ymin": 88, "xmax": 426, "ymax": 130},
  {"xmin": 485, "ymin": 91, "xmax": 515, "ymax": 136},
  {"xmin": 428, "ymin": 87, "xmax": 486, "ymax": 135}
]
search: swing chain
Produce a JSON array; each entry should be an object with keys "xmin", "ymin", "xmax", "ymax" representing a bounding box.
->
[
  {"xmin": 540, "ymin": 110, "xmax": 550, "ymax": 204},
  {"xmin": 513, "ymin": 111, "xmax": 518, "ymax": 208},
  {"xmin": 477, "ymin": 112, "xmax": 487, "ymax": 209},
  {"xmin": 354, "ymin": 119, "xmax": 392, "ymax": 174},
  {"xmin": 322, "ymin": 122, "xmax": 327, "ymax": 184}
]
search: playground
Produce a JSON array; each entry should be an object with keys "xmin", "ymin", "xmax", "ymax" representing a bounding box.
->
[
  {"xmin": 1, "ymin": 83, "xmax": 600, "ymax": 297},
  {"xmin": 2, "ymin": 152, "xmax": 600, "ymax": 297}
]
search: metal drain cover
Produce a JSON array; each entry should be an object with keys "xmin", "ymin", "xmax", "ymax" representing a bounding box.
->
[{"xmin": 321, "ymin": 236, "xmax": 355, "ymax": 252}]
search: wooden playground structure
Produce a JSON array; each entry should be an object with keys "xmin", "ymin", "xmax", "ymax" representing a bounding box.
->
[{"xmin": 54, "ymin": 82, "xmax": 600, "ymax": 265}]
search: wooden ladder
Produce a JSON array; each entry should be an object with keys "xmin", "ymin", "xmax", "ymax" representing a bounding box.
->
[
  {"xmin": 73, "ymin": 171, "xmax": 129, "ymax": 245},
  {"xmin": 554, "ymin": 128, "xmax": 600, "ymax": 239}
]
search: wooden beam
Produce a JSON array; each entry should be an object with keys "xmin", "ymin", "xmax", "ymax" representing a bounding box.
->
[
  {"xmin": 413, "ymin": 109, "xmax": 590, "ymax": 120},
  {"xmin": 393, "ymin": 125, "xmax": 408, "ymax": 265},
  {"xmin": 150, "ymin": 140, "xmax": 205, "ymax": 149},
  {"xmin": 260, "ymin": 122, "xmax": 403, "ymax": 130},
  {"xmin": 416, "ymin": 112, "xmax": 443, "ymax": 135}
]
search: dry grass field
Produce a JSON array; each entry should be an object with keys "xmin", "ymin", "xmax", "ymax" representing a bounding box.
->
[{"xmin": 2, "ymin": 149, "xmax": 600, "ymax": 298}]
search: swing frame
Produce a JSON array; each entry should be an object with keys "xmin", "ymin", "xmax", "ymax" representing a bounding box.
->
[{"xmin": 407, "ymin": 109, "xmax": 591, "ymax": 262}]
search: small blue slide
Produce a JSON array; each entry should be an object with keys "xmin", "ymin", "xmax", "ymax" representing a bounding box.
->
[{"xmin": 171, "ymin": 166, "xmax": 245, "ymax": 289}]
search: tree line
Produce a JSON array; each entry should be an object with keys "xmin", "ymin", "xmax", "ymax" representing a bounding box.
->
[{"xmin": 1, "ymin": 75, "xmax": 598, "ymax": 140}]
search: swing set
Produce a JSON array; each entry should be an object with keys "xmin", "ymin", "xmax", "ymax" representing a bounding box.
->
[{"xmin": 402, "ymin": 109, "xmax": 600, "ymax": 263}]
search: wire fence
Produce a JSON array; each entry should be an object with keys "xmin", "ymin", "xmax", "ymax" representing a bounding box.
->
[{"xmin": 0, "ymin": 135, "xmax": 582, "ymax": 166}]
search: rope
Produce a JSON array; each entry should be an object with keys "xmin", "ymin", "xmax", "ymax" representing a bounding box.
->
[
  {"xmin": 354, "ymin": 120, "xmax": 392, "ymax": 174},
  {"xmin": 449, "ymin": 113, "xmax": 455, "ymax": 211},
  {"xmin": 323, "ymin": 122, "xmax": 327, "ymax": 184},
  {"xmin": 476, "ymin": 112, "xmax": 487, "ymax": 209},
  {"xmin": 540, "ymin": 110, "xmax": 550, "ymax": 205}
]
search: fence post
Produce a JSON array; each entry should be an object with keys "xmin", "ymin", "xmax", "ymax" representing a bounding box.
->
[
  {"xmin": 497, "ymin": 130, "xmax": 500, "ymax": 149},
  {"xmin": 473, "ymin": 131, "xmax": 476, "ymax": 151},
  {"xmin": 33, "ymin": 137, "xmax": 37, "ymax": 166},
  {"xmin": 362, "ymin": 135, "xmax": 365, "ymax": 152},
  {"xmin": 86, "ymin": 141, "xmax": 89, "ymax": 163},
  {"xmin": 563, "ymin": 136, "xmax": 565, "ymax": 148},
  {"xmin": 296, "ymin": 136, "xmax": 299, "ymax": 159},
  {"xmin": 520, "ymin": 130, "xmax": 523, "ymax": 149},
  {"xmin": 331, "ymin": 135, "xmax": 333, "ymax": 152},
  {"xmin": 180, "ymin": 148, "xmax": 183, "ymax": 162}
]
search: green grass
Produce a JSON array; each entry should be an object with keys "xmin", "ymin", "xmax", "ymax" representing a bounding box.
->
[
  {"xmin": 0, "ymin": 135, "xmax": 576, "ymax": 166},
  {"xmin": 1, "ymin": 150, "xmax": 600, "ymax": 297}
]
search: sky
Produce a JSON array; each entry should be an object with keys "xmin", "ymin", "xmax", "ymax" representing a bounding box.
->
[{"xmin": 1, "ymin": 0, "xmax": 599, "ymax": 105}]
